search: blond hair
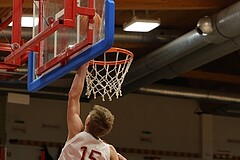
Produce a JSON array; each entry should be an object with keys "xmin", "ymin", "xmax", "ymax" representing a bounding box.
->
[{"xmin": 88, "ymin": 105, "xmax": 114, "ymax": 138}]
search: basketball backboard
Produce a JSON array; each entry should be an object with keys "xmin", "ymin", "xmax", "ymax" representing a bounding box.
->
[{"xmin": 27, "ymin": 0, "xmax": 115, "ymax": 92}]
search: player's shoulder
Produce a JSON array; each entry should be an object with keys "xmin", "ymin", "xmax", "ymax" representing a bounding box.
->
[
  {"xmin": 109, "ymin": 144, "xmax": 118, "ymax": 160},
  {"xmin": 109, "ymin": 144, "xmax": 116, "ymax": 151}
]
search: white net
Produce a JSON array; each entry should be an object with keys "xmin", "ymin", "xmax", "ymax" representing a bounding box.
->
[{"xmin": 85, "ymin": 47, "xmax": 134, "ymax": 101}]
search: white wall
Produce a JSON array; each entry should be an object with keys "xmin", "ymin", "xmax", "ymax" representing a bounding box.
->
[{"xmin": 213, "ymin": 115, "xmax": 240, "ymax": 156}]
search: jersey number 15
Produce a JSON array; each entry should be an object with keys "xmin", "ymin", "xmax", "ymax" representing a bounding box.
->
[{"xmin": 81, "ymin": 146, "xmax": 102, "ymax": 160}]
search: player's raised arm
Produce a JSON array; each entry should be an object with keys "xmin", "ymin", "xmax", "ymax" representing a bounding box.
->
[{"xmin": 67, "ymin": 63, "xmax": 89, "ymax": 141}]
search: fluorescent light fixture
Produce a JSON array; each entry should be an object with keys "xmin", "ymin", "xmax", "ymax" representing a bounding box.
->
[
  {"xmin": 123, "ymin": 16, "xmax": 160, "ymax": 32},
  {"xmin": 9, "ymin": 16, "xmax": 39, "ymax": 27}
]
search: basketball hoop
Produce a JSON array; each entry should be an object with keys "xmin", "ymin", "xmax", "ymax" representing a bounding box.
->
[{"xmin": 85, "ymin": 47, "xmax": 134, "ymax": 101}]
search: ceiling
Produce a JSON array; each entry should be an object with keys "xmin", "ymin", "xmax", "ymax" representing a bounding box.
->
[{"xmin": 1, "ymin": 0, "xmax": 240, "ymax": 117}]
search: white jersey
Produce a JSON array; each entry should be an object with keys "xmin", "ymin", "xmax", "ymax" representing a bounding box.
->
[{"xmin": 58, "ymin": 131, "xmax": 110, "ymax": 160}]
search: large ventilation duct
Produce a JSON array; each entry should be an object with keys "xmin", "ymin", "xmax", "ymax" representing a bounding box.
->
[
  {"xmin": 166, "ymin": 36, "xmax": 240, "ymax": 78},
  {"xmin": 124, "ymin": 30, "xmax": 210, "ymax": 86},
  {"xmin": 0, "ymin": 27, "xmax": 33, "ymax": 40},
  {"xmin": 123, "ymin": 34, "xmax": 240, "ymax": 94},
  {"xmin": 123, "ymin": 0, "xmax": 240, "ymax": 91},
  {"xmin": 0, "ymin": 27, "xmax": 180, "ymax": 44},
  {"xmin": 114, "ymin": 28, "xmax": 181, "ymax": 43}
]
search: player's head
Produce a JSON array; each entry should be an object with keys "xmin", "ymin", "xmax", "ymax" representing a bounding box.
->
[{"xmin": 85, "ymin": 105, "xmax": 114, "ymax": 138}]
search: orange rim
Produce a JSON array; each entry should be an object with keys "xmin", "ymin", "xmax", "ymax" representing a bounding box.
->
[{"xmin": 89, "ymin": 47, "xmax": 134, "ymax": 65}]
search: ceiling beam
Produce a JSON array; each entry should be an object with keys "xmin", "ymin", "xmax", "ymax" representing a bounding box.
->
[
  {"xmin": 115, "ymin": 0, "xmax": 238, "ymax": 10},
  {"xmin": 0, "ymin": 0, "xmax": 32, "ymax": 8},
  {"xmin": 0, "ymin": 1, "xmax": 11, "ymax": 7},
  {"xmin": 1, "ymin": 0, "xmax": 238, "ymax": 10}
]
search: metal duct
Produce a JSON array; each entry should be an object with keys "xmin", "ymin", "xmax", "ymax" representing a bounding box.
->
[
  {"xmin": 114, "ymin": 28, "xmax": 181, "ymax": 43},
  {"xmin": 0, "ymin": 87, "xmax": 68, "ymax": 97},
  {"xmin": 122, "ymin": 35, "xmax": 240, "ymax": 94},
  {"xmin": 0, "ymin": 27, "xmax": 33, "ymax": 40},
  {"xmin": 137, "ymin": 84, "xmax": 240, "ymax": 104},
  {"xmin": 0, "ymin": 27, "xmax": 180, "ymax": 44},
  {"xmin": 124, "ymin": 30, "xmax": 209, "ymax": 85},
  {"xmin": 216, "ymin": 2, "xmax": 240, "ymax": 38},
  {"xmin": 167, "ymin": 36, "xmax": 240, "ymax": 78},
  {"xmin": 123, "ymin": 1, "xmax": 240, "ymax": 91},
  {"xmin": 198, "ymin": 1, "xmax": 240, "ymax": 43}
]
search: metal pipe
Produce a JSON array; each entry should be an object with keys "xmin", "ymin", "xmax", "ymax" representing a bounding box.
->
[
  {"xmin": 0, "ymin": 87, "xmax": 68, "ymax": 97},
  {"xmin": 0, "ymin": 27, "xmax": 180, "ymax": 44},
  {"xmin": 137, "ymin": 85, "xmax": 240, "ymax": 104},
  {"xmin": 114, "ymin": 28, "xmax": 181, "ymax": 43}
]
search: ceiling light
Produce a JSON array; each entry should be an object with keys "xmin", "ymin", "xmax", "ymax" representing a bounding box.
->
[
  {"xmin": 123, "ymin": 16, "xmax": 160, "ymax": 32},
  {"xmin": 9, "ymin": 16, "xmax": 39, "ymax": 27}
]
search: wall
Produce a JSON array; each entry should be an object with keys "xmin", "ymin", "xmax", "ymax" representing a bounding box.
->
[
  {"xmin": 213, "ymin": 115, "xmax": 240, "ymax": 156},
  {"xmin": 2, "ymin": 93, "xmax": 240, "ymax": 160},
  {"xmin": 6, "ymin": 97, "xmax": 67, "ymax": 143},
  {"xmin": 5, "ymin": 96, "xmax": 68, "ymax": 160},
  {"xmin": 91, "ymin": 94, "xmax": 201, "ymax": 159},
  {"xmin": 0, "ymin": 94, "xmax": 6, "ymax": 145}
]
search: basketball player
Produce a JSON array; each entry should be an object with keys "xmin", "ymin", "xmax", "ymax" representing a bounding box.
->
[{"xmin": 58, "ymin": 63, "xmax": 126, "ymax": 160}]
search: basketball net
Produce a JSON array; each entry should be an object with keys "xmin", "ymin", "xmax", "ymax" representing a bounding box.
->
[{"xmin": 85, "ymin": 47, "xmax": 134, "ymax": 101}]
